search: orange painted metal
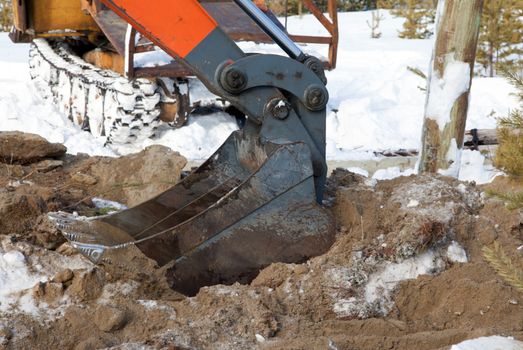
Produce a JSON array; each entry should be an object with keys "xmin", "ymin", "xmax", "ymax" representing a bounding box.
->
[{"xmin": 101, "ymin": 0, "xmax": 218, "ymax": 58}]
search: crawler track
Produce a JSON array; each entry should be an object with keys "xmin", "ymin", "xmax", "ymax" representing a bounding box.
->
[{"xmin": 29, "ymin": 39, "xmax": 167, "ymax": 146}]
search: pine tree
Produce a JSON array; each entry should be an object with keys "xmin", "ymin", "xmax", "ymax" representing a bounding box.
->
[
  {"xmin": 0, "ymin": 0, "xmax": 12, "ymax": 32},
  {"xmin": 476, "ymin": 0, "xmax": 523, "ymax": 77},
  {"xmin": 377, "ymin": 0, "xmax": 397, "ymax": 9},
  {"xmin": 491, "ymin": 70, "xmax": 523, "ymax": 209},
  {"xmin": 266, "ymin": 0, "xmax": 302, "ymax": 16},
  {"xmin": 392, "ymin": 0, "xmax": 436, "ymax": 39}
]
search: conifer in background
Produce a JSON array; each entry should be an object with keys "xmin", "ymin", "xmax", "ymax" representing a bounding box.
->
[
  {"xmin": 267, "ymin": 0, "xmax": 302, "ymax": 16},
  {"xmin": 491, "ymin": 70, "xmax": 523, "ymax": 209},
  {"xmin": 0, "ymin": 0, "xmax": 12, "ymax": 32},
  {"xmin": 377, "ymin": 0, "xmax": 397, "ymax": 9},
  {"xmin": 476, "ymin": 0, "xmax": 523, "ymax": 77},
  {"xmin": 391, "ymin": 0, "xmax": 436, "ymax": 39}
]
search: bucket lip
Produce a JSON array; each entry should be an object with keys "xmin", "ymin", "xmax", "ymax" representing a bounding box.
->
[
  {"xmin": 49, "ymin": 136, "xmax": 314, "ymax": 264},
  {"xmin": 109, "ymin": 139, "xmax": 313, "ymax": 247}
]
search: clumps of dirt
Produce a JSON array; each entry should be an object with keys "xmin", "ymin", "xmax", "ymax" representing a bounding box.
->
[
  {"xmin": 1, "ymin": 142, "xmax": 523, "ymax": 349},
  {"xmin": 0, "ymin": 131, "xmax": 66, "ymax": 164},
  {"xmin": 84, "ymin": 145, "xmax": 186, "ymax": 207},
  {"xmin": 0, "ymin": 134, "xmax": 186, "ymax": 249}
]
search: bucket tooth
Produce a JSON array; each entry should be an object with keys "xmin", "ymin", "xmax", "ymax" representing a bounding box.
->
[{"xmin": 50, "ymin": 130, "xmax": 334, "ymax": 294}]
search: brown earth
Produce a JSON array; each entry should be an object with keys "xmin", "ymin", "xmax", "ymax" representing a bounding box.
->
[
  {"xmin": 1, "ymin": 137, "xmax": 523, "ymax": 350},
  {"xmin": 0, "ymin": 131, "xmax": 66, "ymax": 164}
]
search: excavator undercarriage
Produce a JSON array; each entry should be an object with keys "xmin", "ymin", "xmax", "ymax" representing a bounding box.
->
[{"xmin": 20, "ymin": 0, "xmax": 338, "ymax": 295}]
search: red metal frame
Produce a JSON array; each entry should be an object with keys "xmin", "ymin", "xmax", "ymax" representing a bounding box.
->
[{"xmin": 87, "ymin": 0, "xmax": 338, "ymax": 78}]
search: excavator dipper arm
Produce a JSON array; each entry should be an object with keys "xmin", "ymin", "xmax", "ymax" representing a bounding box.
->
[{"xmin": 50, "ymin": 0, "xmax": 334, "ymax": 295}]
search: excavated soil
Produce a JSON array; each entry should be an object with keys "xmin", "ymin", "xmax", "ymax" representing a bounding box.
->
[{"xmin": 1, "ymin": 139, "xmax": 523, "ymax": 350}]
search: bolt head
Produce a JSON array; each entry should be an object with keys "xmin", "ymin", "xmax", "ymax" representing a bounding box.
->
[
  {"xmin": 265, "ymin": 99, "xmax": 290, "ymax": 120},
  {"xmin": 305, "ymin": 86, "xmax": 327, "ymax": 111},
  {"xmin": 224, "ymin": 68, "xmax": 247, "ymax": 92}
]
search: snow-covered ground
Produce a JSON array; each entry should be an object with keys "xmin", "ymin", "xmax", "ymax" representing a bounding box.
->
[
  {"xmin": 451, "ymin": 336, "xmax": 523, "ymax": 350},
  {"xmin": 0, "ymin": 11, "xmax": 518, "ymax": 172}
]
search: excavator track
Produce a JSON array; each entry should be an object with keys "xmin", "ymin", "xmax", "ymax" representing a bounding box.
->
[
  {"xmin": 29, "ymin": 39, "xmax": 228, "ymax": 147},
  {"xmin": 29, "ymin": 38, "xmax": 177, "ymax": 146}
]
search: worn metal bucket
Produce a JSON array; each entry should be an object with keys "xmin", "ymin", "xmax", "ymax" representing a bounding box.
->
[{"xmin": 50, "ymin": 130, "xmax": 334, "ymax": 295}]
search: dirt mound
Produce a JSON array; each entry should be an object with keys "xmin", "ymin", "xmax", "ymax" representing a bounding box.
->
[
  {"xmin": 0, "ymin": 131, "xmax": 66, "ymax": 164},
  {"xmin": 0, "ymin": 143, "xmax": 186, "ymax": 243},
  {"xmin": 0, "ymin": 149, "xmax": 522, "ymax": 350}
]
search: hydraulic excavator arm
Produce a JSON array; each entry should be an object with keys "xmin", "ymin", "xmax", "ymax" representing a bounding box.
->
[
  {"xmin": 51, "ymin": 0, "xmax": 334, "ymax": 295},
  {"xmin": 102, "ymin": 0, "xmax": 329, "ymax": 198}
]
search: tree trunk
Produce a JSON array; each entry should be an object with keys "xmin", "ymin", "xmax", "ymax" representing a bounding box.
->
[{"xmin": 417, "ymin": 0, "xmax": 484, "ymax": 176}]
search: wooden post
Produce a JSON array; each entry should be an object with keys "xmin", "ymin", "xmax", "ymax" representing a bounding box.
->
[{"xmin": 417, "ymin": 0, "xmax": 483, "ymax": 176}]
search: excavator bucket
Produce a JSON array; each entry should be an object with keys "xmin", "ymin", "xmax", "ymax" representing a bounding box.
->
[
  {"xmin": 50, "ymin": 131, "xmax": 334, "ymax": 295},
  {"xmin": 49, "ymin": 0, "xmax": 336, "ymax": 295}
]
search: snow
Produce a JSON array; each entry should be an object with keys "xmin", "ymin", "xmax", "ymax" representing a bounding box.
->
[
  {"xmin": 0, "ymin": 36, "xmax": 114, "ymax": 157},
  {"xmin": 92, "ymin": 197, "xmax": 128, "ymax": 211},
  {"xmin": 346, "ymin": 167, "xmax": 369, "ymax": 177},
  {"xmin": 407, "ymin": 199, "xmax": 419, "ymax": 208},
  {"xmin": 143, "ymin": 112, "xmax": 239, "ymax": 161},
  {"xmin": 446, "ymin": 241, "xmax": 468, "ymax": 263},
  {"xmin": 458, "ymin": 149, "xmax": 501, "ymax": 184},
  {"xmin": 425, "ymin": 58, "xmax": 472, "ymax": 130},
  {"xmin": 0, "ymin": 249, "xmax": 46, "ymax": 300},
  {"xmin": 451, "ymin": 336, "xmax": 523, "ymax": 350},
  {"xmin": 0, "ymin": 11, "xmax": 519, "ymax": 176},
  {"xmin": 372, "ymin": 166, "xmax": 416, "ymax": 180},
  {"xmin": 364, "ymin": 249, "xmax": 443, "ymax": 312},
  {"xmin": 438, "ymin": 138, "xmax": 461, "ymax": 178},
  {"xmin": 0, "ymin": 237, "xmax": 92, "ymax": 316},
  {"xmin": 332, "ymin": 248, "xmax": 447, "ymax": 318}
]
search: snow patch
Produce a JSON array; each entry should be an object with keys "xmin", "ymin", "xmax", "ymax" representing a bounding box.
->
[
  {"xmin": 346, "ymin": 167, "xmax": 369, "ymax": 177},
  {"xmin": 92, "ymin": 197, "xmax": 128, "ymax": 211},
  {"xmin": 425, "ymin": 57, "xmax": 471, "ymax": 131},
  {"xmin": 372, "ymin": 166, "xmax": 416, "ymax": 180},
  {"xmin": 451, "ymin": 336, "xmax": 523, "ymax": 350},
  {"xmin": 364, "ymin": 250, "xmax": 443, "ymax": 312},
  {"xmin": 407, "ymin": 199, "xmax": 419, "ymax": 208},
  {"xmin": 0, "ymin": 238, "xmax": 92, "ymax": 318},
  {"xmin": 437, "ymin": 138, "xmax": 461, "ymax": 178},
  {"xmin": 446, "ymin": 241, "xmax": 468, "ymax": 263},
  {"xmin": 143, "ymin": 112, "xmax": 238, "ymax": 161},
  {"xmin": 0, "ymin": 249, "xmax": 47, "ymax": 301},
  {"xmin": 332, "ymin": 248, "xmax": 449, "ymax": 318},
  {"xmin": 458, "ymin": 150, "xmax": 502, "ymax": 184}
]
